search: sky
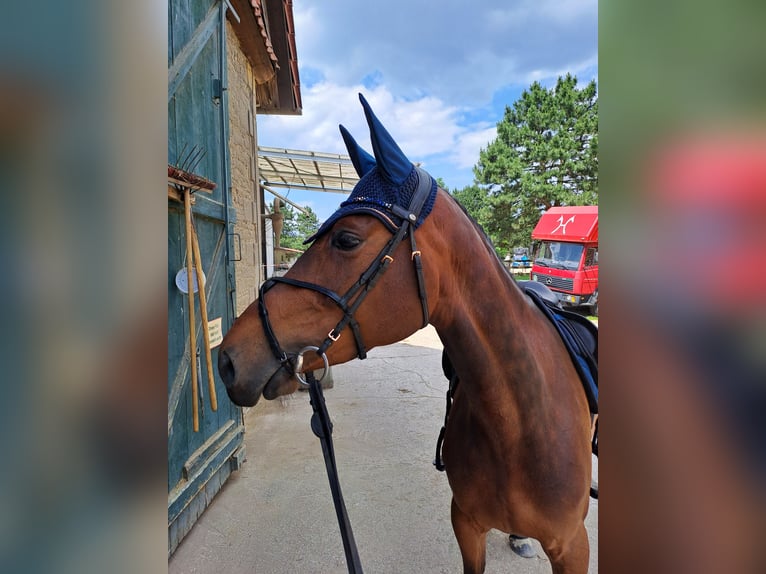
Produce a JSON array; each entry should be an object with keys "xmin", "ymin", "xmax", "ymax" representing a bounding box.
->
[{"xmin": 257, "ymin": 0, "xmax": 598, "ymax": 223}]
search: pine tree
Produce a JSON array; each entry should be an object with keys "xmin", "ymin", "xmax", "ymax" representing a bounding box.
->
[
  {"xmin": 475, "ymin": 74, "xmax": 598, "ymax": 251},
  {"xmin": 278, "ymin": 204, "xmax": 319, "ymax": 250}
]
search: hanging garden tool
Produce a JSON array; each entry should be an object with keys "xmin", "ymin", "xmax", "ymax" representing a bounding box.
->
[
  {"xmin": 168, "ymin": 147, "xmax": 217, "ymax": 432},
  {"xmin": 191, "ymin": 217, "xmax": 218, "ymax": 412},
  {"xmin": 182, "ymin": 187, "xmax": 200, "ymax": 431}
]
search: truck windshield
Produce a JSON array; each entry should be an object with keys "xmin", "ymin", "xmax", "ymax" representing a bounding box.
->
[{"xmin": 534, "ymin": 242, "xmax": 584, "ymax": 270}]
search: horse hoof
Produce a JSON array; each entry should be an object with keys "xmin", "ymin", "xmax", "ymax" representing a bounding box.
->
[{"xmin": 509, "ymin": 535, "xmax": 536, "ymax": 558}]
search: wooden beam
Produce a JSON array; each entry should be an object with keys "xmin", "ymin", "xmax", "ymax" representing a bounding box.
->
[{"xmin": 168, "ymin": 185, "xmax": 185, "ymax": 203}]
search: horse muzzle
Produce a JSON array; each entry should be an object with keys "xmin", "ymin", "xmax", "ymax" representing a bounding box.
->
[{"xmin": 217, "ymin": 345, "xmax": 296, "ymax": 406}]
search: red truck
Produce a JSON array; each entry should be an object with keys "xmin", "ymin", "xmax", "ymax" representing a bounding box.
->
[{"xmin": 530, "ymin": 206, "xmax": 598, "ymax": 315}]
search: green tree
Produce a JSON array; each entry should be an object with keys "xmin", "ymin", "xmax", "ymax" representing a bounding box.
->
[
  {"xmin": 475, "ymin": 74, "xmax": 598, "ymax": 252},
  {"xmin": 451, "ymin": 184, "xmax": 489, "ymax": 223},
  {"xmin": 277, "ymin": 204, "xmax": 319, "ymax": 250},
  {"xmin": 446, "ymin": 183, "xmax": 513, "ymax": 258}
]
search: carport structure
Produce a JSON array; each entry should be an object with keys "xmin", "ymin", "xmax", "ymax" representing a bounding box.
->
[
  {"xmin": 257, "ymin": 145, "xmax": 360, "ymax": 212},
  {"xmin": 255, "ymin": 145, "xmax": 361, "ymax": 279}
]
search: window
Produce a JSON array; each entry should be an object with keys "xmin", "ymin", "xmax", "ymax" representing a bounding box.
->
[
  {"xmin": 585, "ymin": 247, "xmax": 598, "ymax": 267},
  {"xmin": 534, "ymin": 241, "xmax": 584, "ymax": 270}
]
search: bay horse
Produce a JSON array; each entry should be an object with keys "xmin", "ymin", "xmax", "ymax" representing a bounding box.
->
[{"xmin": 218, "ymin": 94, "xmax": 593, "ymax": 573}]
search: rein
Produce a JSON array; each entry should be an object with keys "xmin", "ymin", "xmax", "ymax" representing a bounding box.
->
[
  {"xmin": 302, "ymin": 363, "xmax": 364, "ymax": 573},
  {"xmin": 257, "ymin": 168, "xmax": 433, "ymax": 574}
]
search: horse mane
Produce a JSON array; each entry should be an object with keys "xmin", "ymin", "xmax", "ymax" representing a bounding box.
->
[{"xmin": 442, "ymin": 189, "xmax": 519, "ymax": 286}]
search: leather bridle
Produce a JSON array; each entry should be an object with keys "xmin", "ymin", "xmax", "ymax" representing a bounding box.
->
[{"xmin": 257, "ymin": 167, "xmax": 433, "ymax": 377}]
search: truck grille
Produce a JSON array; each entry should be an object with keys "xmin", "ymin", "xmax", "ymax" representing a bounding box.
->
[{"xmin": 534, "ymin": 273, "xmax": 574, "ymax": 291}]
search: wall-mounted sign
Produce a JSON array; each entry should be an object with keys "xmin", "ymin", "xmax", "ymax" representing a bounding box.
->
[{"xmin": 208, "ymin": 317, "xmax": 223, "ymax": 348}]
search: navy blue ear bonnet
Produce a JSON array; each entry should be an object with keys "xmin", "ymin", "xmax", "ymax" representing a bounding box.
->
[{"xmin": 305, "ymin": 94, "xmax": 437, "ymax": 243}]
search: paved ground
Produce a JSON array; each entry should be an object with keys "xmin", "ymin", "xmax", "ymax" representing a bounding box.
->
[{"xmin": 169, "ymin": 326, "xmax": 598, "ymax": 573}]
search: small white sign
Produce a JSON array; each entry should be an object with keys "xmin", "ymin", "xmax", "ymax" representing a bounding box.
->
[{"xmin": 208, "ymin": 317, "xmax": 223, "ymax": 348}]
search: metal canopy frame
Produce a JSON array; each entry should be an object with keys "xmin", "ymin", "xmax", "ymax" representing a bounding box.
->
[{"xmin": 258, "ymin": 146, "xmax": 360, "ymax": 194}]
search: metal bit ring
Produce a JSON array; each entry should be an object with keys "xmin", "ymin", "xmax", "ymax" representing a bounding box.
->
[{"xmin": 294, "ymin": 346, "xmax": 330, "ymax": 387}]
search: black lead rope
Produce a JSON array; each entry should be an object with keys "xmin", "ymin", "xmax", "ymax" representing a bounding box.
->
[{"xmin": 305, "ymin": 369, "xmax": 364, "ymax": 574}]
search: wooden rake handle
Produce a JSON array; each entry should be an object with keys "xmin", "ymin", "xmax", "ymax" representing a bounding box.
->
[
  {"xmin": 190, "ymin": 219, "xmax": 218, "ymax": 412},
  {"xmin": 183, "ymin": 189, "xmax": 199, "ymax": 432}
]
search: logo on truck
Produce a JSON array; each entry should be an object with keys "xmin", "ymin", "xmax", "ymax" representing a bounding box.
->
[{"xmin": 551, "ymin": 215, "xmax": 576, "ymax": 234}]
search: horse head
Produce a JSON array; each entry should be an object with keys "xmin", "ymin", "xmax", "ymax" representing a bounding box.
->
[{"xmin": 218, "ymin": 94, "xmax": 441, "ymax": 406}]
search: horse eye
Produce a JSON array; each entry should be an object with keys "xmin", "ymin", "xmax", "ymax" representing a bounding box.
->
[{"xmin": 332, "ymin": 231, "xmax": 362, "ymax": 251}]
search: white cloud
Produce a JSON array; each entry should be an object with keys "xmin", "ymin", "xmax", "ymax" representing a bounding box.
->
[
  {"xmin": 291, "ymin": 0, "xmax": 597, "ymax": 106},
  {"xmin": 257, "ymin": 0, "xmax": 596, "ymax": 192},
  {"xmin": 451, "ymin": 126, "xmax": 498, "ymax": 169},
  {"xmin": 259, "ymin": 82, "xmax": 497, "ymax": 175}
]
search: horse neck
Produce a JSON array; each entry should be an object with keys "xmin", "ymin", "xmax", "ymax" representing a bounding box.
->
[{"xmin": 429, "ymin": 206, "xmax": 553, "ymax": 417}]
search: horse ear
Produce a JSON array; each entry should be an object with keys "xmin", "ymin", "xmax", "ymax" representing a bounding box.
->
[
  {"xmin": 358, "ymin": 93, "xmax": 413, "ymax": 185},
  {"xmin": 339, "ymin": 124, "xmax": 376, "ymax": 178}
]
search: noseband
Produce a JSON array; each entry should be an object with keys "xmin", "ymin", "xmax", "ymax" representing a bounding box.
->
[{"xmin": 258, "ymin": 168, "xmax": 433, "ymax": 376}]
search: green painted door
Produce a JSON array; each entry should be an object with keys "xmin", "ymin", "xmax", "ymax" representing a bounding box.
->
[{"xmin": 167, "ymin": 0, "xmax": 244, "ymax": 555}]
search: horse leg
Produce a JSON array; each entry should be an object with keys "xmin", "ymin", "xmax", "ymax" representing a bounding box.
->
[
  {"xmin": 450, "ymin": 498, "xmax": 487, "ymax": 574},
  {"xmin": 544, "ymin": 523, "xmax": 589, "ymax": 574}
]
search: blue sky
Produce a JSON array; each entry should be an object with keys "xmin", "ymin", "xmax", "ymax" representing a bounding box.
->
[{"xmin": 257, "ymin": 0, "xmax": 598, "ymax": 223}]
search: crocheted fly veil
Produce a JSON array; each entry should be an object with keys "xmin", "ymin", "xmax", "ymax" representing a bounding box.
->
[{"xmin": 306, "ymin": 94, "xmax": 437, "ymax": 242}]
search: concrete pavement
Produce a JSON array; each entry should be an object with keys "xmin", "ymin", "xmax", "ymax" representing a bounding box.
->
[{"xmin": 169, "ymin": 326, "xmax": 598, "ymax": 573}]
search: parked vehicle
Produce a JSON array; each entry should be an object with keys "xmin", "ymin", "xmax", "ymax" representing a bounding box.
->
[
  {"xmin": 530, "ymin": 206, "xmax": 598, "ymax": 315},
  {"xmin": 510, "ymin": 246, "xmax": 531, "ymax": 268}
]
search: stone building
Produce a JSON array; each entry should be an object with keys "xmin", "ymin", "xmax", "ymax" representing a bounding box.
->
[{"xmin": 226, "ymin": 0, "xmax": 301, "ymax": 314}]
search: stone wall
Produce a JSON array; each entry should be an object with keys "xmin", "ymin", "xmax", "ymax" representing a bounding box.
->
[{"xmin": 226, "ymin": 22, "xmax": 264, "ymax": 316}]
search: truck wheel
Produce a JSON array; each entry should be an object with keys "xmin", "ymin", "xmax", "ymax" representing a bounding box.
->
[{"xmin": 588, "ymin": 290, "xmax": 598, "ymax": 317}]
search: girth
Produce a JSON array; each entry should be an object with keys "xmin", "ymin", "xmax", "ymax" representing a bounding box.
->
[{"xmin": 258, "ymin": 167, "xmax": 433, "ymax": 374}]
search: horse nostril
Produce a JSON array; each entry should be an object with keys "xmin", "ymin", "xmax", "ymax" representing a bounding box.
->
[{"xmin": 218, "ymin": 348, "xmax": 235, "ymax": 387}]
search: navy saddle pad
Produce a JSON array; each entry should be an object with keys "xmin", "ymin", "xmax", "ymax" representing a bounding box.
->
[{"xmin": 519, "ymin": 281, "xmax": 598, "ymax": 414}]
